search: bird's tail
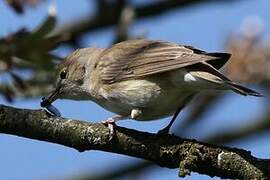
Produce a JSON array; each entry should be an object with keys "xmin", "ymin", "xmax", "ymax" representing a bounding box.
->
[
  {"xmin": 227, "ymin": 82, "xmax": 263, "ymax": 97},
  {"xmin": 187, "ymin": 60, "xmax": 263, "ymax": 97}
]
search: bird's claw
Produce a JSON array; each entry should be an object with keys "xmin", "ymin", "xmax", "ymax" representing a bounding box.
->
[{"xmin": 102, "ymin": 118, "xmax": 116, "ymax": 140}]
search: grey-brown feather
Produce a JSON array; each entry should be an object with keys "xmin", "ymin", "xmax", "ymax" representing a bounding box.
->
[
  {"xmin": 53, "ymin": 39, "xmax": 262, "ymax": 122},
  {"xmin": 97, "ymin": 39, "xmax": 230, "ymax": 83},
  {"xmin": 187, "ymin": 62, "xmax": 262, "ymax": 97}
]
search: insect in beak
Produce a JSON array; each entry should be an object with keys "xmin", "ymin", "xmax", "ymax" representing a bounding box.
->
[{"xmin": 40, "ymin": 85, "xmax": 62, "ymax": 117}]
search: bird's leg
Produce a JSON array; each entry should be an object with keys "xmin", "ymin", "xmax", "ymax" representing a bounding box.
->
[
  {"xmin": 157, "ymin": 106, "xmax": 182, "ymax": 134},
  {"xmin": 157, "ymin": 94, "xmax": 195, "ymax": 135},
  {"xmin": 102, "ymin": 115, "xmax": 127, "ymax": 139}
]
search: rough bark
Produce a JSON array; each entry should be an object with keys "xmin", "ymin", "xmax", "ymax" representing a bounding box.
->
[{"xmin": 0, "ymin": 104, "xmax": 269, "ymax": 179}]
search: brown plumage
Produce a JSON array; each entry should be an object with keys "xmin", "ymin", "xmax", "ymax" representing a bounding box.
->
[
  {"xmin": 41, "ymin": 39, "xmax": 262, "ymax": 136},
  {"xmin": 94, "ymin": 39, "xmax": 261, "ymax": 97},
  {"xmin": 97, "ymin": 39, "xmax": 229, "ymax": 83}
]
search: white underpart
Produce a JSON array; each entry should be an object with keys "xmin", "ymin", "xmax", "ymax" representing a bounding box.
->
[{"xmin": 184, "ymin": 73, "xmax": 197, "ymax": 82}]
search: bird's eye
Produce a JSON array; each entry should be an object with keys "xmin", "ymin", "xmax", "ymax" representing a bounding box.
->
[{"xmin": 60, "ymin": 69, "xmax": 67, "ymax": 79}]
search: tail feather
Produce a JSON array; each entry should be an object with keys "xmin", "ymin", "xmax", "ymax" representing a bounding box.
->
[
  {"xmin": 227, "ymin": 82, "xmax": 263, "ymax": 97},
  {"xmin": 188, "ymin": 60, "xmax": 263, "ymax": 97}
]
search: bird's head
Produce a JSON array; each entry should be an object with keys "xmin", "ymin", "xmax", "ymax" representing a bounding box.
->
[{"xmin": 41, "ymin": 47, "xmax": 103, "ymax": 107}]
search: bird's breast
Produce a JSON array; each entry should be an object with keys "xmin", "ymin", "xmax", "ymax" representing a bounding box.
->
[{"xmin": 96, "ymin": 77, "xmax": 195, "ymax": 120}]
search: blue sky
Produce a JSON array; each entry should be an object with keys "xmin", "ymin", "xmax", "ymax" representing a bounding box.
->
[{"xmin": 0, "ymin": 0, "xmax": 270, "ymax": 179}]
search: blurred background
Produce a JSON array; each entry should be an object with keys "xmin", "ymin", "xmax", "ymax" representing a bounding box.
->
[{"xmin": 0, "ymin": 0, "xmax": 270, "ymax": 179}]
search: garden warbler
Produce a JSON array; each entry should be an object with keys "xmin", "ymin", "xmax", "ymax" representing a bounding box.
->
[{"xmin": 41, "ymin": 39, "xmax": 262, "ymax": 136}]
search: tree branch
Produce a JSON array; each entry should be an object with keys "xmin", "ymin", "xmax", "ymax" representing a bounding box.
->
[
  {"xmin": 54, "ymin": 0, "xmax": 241, "ymax": 46},
  {"xmin": 206, "ymin": 113, "xmax": 270, "ymax": 144},
  {"xmin": 0, "ymin": 104, "xmax": 269, "ymax": 179}
]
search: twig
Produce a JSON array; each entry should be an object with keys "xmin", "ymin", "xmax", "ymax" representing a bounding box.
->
[
  {"xmin": 206, "ymin": 113, "xmax": 270, "ymax": 144},
  {"xmin": 54, "ymin": 0, "xmax": 241, "ymax": 46}
]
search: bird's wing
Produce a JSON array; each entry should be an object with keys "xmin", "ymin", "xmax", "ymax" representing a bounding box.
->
[{"xmin": 96, "ymin": 39, "xmax": 230, "ymax": 83}]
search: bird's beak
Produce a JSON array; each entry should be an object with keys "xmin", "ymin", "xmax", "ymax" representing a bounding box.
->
[{"xmin": 40, "ymin": 83, "xmax": 63, "ymax": 107}]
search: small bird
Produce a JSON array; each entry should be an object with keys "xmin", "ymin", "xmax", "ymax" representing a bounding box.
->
[{"xmin": 41, "ymin": 39, "xmax": 262, "ymax": 136}]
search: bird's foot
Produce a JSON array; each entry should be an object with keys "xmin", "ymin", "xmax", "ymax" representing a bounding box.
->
[
  {"xmin": 102, "ymin": 118, "xmax": 116, "ymax": 140},
  {"xmin": 101, "ymin": 115, "xmax": 124, "ymax": 140}
]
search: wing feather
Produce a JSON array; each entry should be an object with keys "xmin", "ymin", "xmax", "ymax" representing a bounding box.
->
[{"xmin": 97, "ymin": 39, "xmax": 230, "ymax": 83}]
